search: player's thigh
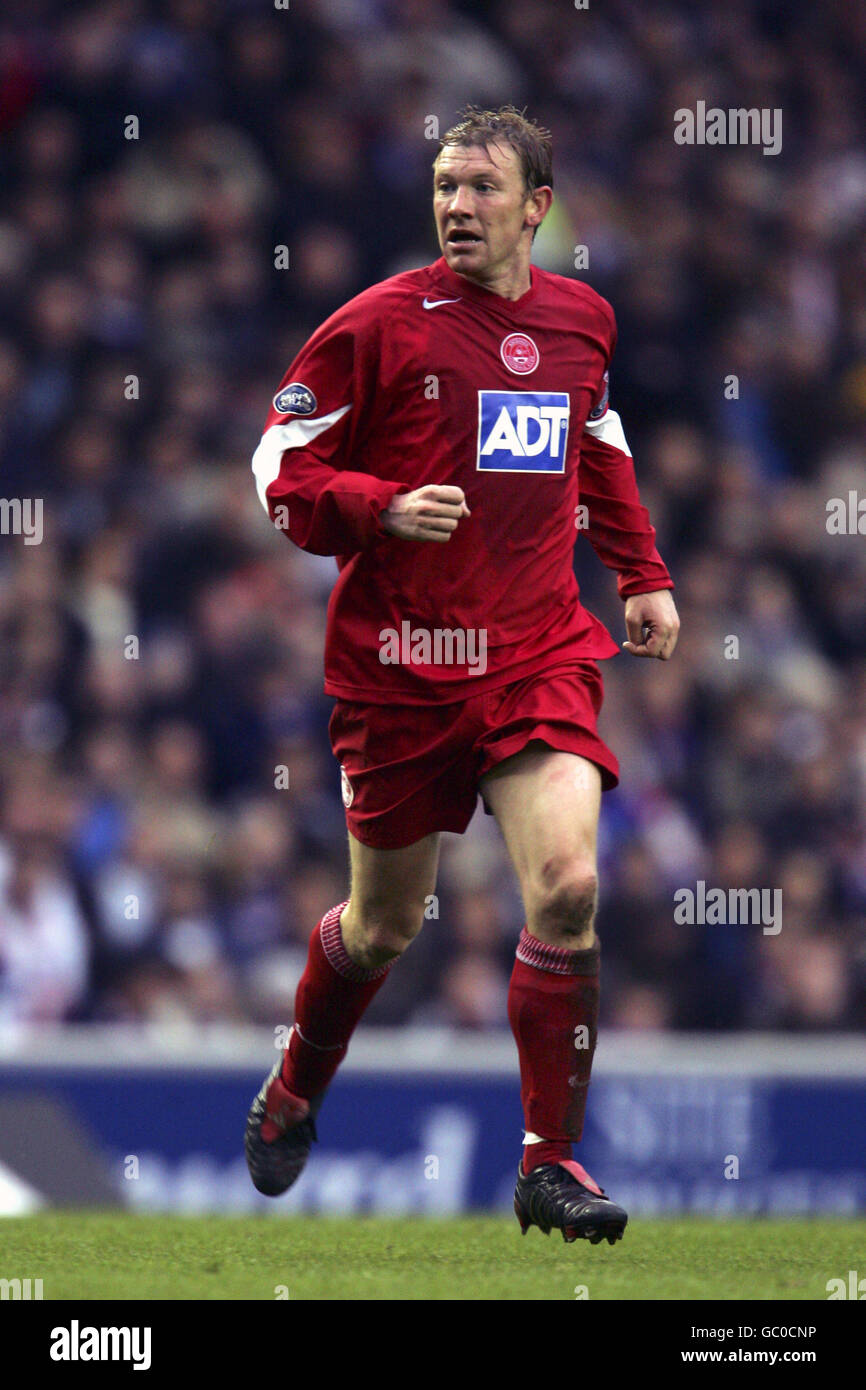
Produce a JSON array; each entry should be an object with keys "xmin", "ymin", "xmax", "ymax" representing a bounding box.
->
[
  {"xmin": 480, "ymin": 743, "xmax": 601, "ymax": 927},
  {"xmin": 343, "ymin": 827, "xmax": 441, "ymax": 942}
]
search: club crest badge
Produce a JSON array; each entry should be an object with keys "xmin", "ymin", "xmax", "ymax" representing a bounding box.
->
[
  {"xmin": 340, "ymin": 764, "xmax": 354, "ymax": 808},
  {"xmin": 500, "ymin": 332, "xmax": 539, "ymax": 375}
]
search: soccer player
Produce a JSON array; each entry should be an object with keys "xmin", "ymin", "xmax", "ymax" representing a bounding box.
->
[{"xmin": 246, "ymin": 106, "xmax": 679, "ymax": 1244}]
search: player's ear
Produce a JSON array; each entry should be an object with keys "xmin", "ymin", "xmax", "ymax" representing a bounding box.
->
[{"xmin": 525, "ymin": 185, "xmax": 553, "ymax": 231}]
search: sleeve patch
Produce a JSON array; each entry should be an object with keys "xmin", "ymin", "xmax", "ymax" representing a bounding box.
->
[
  {"xmin": 588, "ymin": 369, "xmax": 609, "ymax": 421},
  {"xmin": 273, "ymin": 383, "xmax": 318, "ymax": 416}
]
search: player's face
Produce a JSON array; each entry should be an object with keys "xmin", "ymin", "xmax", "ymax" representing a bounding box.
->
[{"xmin": 433, "ymin": 142, "xmax": 540, "ymax": 285}]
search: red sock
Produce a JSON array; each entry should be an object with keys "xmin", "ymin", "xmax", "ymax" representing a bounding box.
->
[
  {"xmin": 508, "ymin": 928, "xmax": 600, "ymax": 1172},
  {"xmin": 522, "ymin": 1139, "xmax": 573, "ymax": 1175},
  {"xmin": 281, "ymin": 902, "xmax": 394, "ymax": 1099}
]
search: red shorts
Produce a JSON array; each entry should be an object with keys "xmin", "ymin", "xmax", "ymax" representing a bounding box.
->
[{"xmin": 328, "ymin": 659, "xmax": 619, "ymax": 849}]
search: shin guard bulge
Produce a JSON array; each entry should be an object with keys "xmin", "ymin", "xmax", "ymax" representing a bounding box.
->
[
  {"xmin": 508, "ymin": 927, "xmax": 600, "ymax": 1159},
  {"xmin": 281, "ymin": 902, "xmax": 394, "ymax": 1098}
]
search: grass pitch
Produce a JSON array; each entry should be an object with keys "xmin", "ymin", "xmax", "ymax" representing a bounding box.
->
[{"xmin": 3, "ymin": 1212, "xmax": 863, "ymax": 1300}]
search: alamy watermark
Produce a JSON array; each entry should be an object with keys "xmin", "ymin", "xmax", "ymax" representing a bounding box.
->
[
  {"xmin": 379, "ymin": 622, "xmax": 487, "ymax": 674},
  {"xmin": 826, "ymin": 1271, "xmax": 866, "ymax": 1299},
  {"xmin": 674, "ymin": 102, "xmax": 782, "ymax": 156},
  {"xmin": 1, "ymin": 1276, "xmax": 43, "ymax": 1299},
  {"xmin": 674, "ymin": 881, "xmax": 782, "ymax": 935},
  {"xmin": 826, "ymin": 491, "xmax": 865, "ymax": 534},
  {"xmin": 50, "ymin": 1323, "xmax": 151, "ymax": 1370},
  {"xmin": 0, "ymin": 498, "xmax": 43, "ymax": 545}
]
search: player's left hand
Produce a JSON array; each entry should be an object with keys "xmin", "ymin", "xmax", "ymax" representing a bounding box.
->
[{"xmin": 622, "ymin": 589, "xmax": 680, "ymax": 660}]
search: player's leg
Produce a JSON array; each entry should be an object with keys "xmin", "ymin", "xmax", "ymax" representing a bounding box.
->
[
  {"xmin": 339, "ymin": 828, "xmax": 442, "ymax": 968},
  {"xmin": 282, "ymin": 828, "xmax": 441, "ymax": 1098},
  {"xmin": 247, "ymin": 686, "xmax": 473, "ymax": 1198},
  {"xmin": 480, "ymin": 744, "xmax": 626, "ymax": 1243},
  {"xmin": 481, "ymin": 744, "xmax": 601, "ymax": 1155},
  {"xmin": 482, "ymin": 743, "xmax": 601, "ymax": 949},
  {"xmin": 245, "ymin": 830, "xmax": 439, "ymax": 1196}
]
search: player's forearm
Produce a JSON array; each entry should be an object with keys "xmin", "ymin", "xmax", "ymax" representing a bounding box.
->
[
  {"xmin": 586, "ymin": 510, "xmax": 674, "ymax": 598},
  {"xmin": 579, "ymin": 427, "xmax": 673, "ymax": 597},
  {"xmin": 264, "ymin": 469, "xmax": 410, "ymax": 556}
]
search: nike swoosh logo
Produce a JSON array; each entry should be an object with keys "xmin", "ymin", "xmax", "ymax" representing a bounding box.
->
[{"xmin": 423, "ymin": 296, "xmax": 462, "ymax": 309}]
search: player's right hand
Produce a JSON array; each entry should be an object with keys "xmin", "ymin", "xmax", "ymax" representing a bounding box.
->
[{"xmin": 380, "ymin": 484, "xmax": 470, "ymax": 542}]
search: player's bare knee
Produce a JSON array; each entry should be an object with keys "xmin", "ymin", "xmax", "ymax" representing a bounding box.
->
[
  {"xmin": 528, "ymin": 869, "xmax": 598, "ymax": 946},
  {"xmin": 343, "ymin": 899, "xmax": 424, "ymax": 966}
]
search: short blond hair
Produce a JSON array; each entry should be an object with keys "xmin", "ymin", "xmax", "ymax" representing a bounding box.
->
[{"xmin": 435, "ymin": 105, "xmax": 553, "ymax": 194}]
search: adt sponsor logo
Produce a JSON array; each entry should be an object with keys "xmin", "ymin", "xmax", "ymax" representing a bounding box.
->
[{"xmin": 477, "ymin": 391, "xmax": 570, "ymax": 473}]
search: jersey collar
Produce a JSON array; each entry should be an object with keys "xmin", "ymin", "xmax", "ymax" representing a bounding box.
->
[{"xmin": 431, "ymin": 257, "xmax": 538, "ymax": 314}]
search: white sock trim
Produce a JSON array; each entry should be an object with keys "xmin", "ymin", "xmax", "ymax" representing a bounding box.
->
[{"xmin": 522, "ymin": 1132, "xmax": 549, "ymax": 1146}]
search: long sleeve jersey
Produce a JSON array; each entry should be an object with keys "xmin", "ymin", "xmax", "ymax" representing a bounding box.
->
[{"xmin": 252, "ymin": 256, "xmax": 673, "ymax": 703}]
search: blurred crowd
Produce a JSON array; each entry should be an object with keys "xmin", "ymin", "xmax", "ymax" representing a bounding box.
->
[{"xmin": 1, "ymin": 0, "xmax": 865, "ymax": 1034}]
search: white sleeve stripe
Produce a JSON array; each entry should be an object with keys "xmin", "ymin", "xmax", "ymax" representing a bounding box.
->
[
  {"xmin": 251, "ymin": 406, "xmax": 352, "ymax": 513},
  {"xmin": 582, "ymin": 408, "xmax": 630, "ymax": 457}
]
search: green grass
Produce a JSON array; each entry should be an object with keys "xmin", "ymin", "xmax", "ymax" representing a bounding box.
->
[{"xmin": 2, "ymin": 1213, "xmax": 864, "ymax": 1300}]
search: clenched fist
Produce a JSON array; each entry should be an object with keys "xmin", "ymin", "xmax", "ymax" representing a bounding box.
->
[
  {"xmin": 622, "ymin": 589, "xmax": 680, "ymax": 660},
  {"xmin": 381, "ymin": 485, "xmax": 470, "ymax": 543}
]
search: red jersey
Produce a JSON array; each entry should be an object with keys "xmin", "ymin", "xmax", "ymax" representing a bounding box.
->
[{"xmin": 252, "ymin": 256, "xmax": 673, "ymax": 703}]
